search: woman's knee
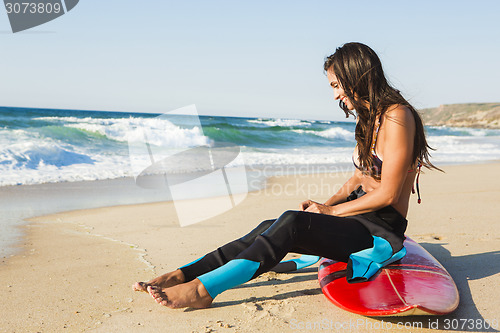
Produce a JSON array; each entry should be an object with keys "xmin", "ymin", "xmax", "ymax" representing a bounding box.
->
[
  {"xmin": 256, "ymin": 219, "xmax": 276, "ymax": 233},
  {"xmin": 239, "ymin": 219, "xmax": 275, "ymax": 243},
  {"xmin": 274, "ymin": 210, "xmax": 305, "ymax": 229},
  {"xmin": 260, "ymin": 210, "xmax": 306, "ymax": 241},
  {"xmin": 280, "ymin": 210, "xmax": 303, "ymax": 221}
]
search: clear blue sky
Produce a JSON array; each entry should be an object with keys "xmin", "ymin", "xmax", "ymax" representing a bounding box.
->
[{"xmin": 1, "ymin": 0, "xmax": 499, "ymax": 121}]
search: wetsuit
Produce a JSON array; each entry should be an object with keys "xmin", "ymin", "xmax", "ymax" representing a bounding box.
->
[{"xmin": 179, "ymin": 187, "xmax": 408, "ymax": 299}]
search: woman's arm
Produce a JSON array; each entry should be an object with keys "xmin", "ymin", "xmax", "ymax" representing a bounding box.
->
[
  {"xmin": 304, "ymin": 106, "xmax": 415, "ymax": 217},
  {"xmin": 323, "ymin": 168, "xmax": 363, "ymax": 206},
  {"xmin": 300, "ymin": 162, "xmax": 362, "ymax": 211}
]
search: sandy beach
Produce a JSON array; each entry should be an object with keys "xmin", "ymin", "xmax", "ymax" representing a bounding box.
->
[{"xmin": 1, "ymin": 162, "xmax": 499, "ymax": 333}]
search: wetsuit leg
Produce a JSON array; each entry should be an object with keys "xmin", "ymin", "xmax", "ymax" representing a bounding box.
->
[
  {"xmin": 197, "ymin": 210, "xmax": 374, "ymax": 298},
  {"xmin": 180, "ymin": 219, "xmax": 276, "ymax": 282}
]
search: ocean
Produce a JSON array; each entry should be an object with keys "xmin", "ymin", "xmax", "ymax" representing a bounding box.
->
[{"xmin": 1, "ymin": 106, "xmax": 500, "ymax": 256}]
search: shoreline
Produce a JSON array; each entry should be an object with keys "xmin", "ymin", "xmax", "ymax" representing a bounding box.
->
[
  {"xmin": 0, "ymin": 176, "xmax": 174, "ymax": 259},
  {"xmin": 1, "ymin": 162, "xmax": 500, "ymax": 332}
]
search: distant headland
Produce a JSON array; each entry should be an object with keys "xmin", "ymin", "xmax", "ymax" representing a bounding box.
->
[{"xmin": 419, "ymin": 103, "xmax": 500, "ymax": 129}]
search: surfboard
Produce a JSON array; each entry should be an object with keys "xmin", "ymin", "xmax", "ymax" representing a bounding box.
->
[{"xmin": 318, "ymin": 237, "xmax": 459, "ymax": 316}]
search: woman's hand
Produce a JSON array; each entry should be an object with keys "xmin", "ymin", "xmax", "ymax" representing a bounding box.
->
[
  {"xmin": 300, "ymin": 199, "xmax": 314, "ymax": 211},
  {"xmin": 300, "ymin": 200, "xmax": 335, "ymax": 215}
]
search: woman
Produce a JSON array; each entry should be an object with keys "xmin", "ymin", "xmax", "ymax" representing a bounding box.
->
[{"xmin": 133, "ymin": 42, "xmax": 438, "ymax": 309}]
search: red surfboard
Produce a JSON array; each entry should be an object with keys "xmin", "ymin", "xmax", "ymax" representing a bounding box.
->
[{"xmin": 318, "ymin": 237, "xmax": 459, "ymax": 316}]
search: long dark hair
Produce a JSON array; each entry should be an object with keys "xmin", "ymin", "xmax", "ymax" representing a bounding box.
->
[{"xmin": 323, "ymin": 42, "xmax": 439, "ymax": 176}]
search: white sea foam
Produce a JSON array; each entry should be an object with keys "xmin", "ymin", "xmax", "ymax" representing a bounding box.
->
[
  {"xmin": 248, "ymin": 118, "xmax": 312, "ymax": 127},
  {"xmin": 428, "ymin": 125, "xmax": 500, "ymax": 137},
  {"xmin": 238, "ymin": 147, "xmax": 353, "ymax": 167},
  {"xmin": 36, "ymin": 116, "xmax": 211, "ymax": 147},
  {"xmin": 428, "ymin": 135, "xmax": 500, "ymax": 163},
  {"xmin": 311, "ymin": 127, "xmax": 354, "ymax": 141},
  {"xmin": 291, "ymin": 128, "xmax": 354, "ymax": 141},
  {"xmin": 0, "ymin": 139, "xmax": 131, "ymax": 186}
]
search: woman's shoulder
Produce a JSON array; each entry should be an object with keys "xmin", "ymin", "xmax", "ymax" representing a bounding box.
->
[
  {"xmin": 381, "ymin": 104, "xmax": 414, "ymax": 127},
  {"xmin": 384, "ymin": 104, "xmax": 411, "ymax": 117}
]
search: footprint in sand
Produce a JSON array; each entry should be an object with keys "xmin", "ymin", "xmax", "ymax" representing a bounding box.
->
[{"xmin": 242, "ymin": 299, "xmax": 296, "ymax": 322}]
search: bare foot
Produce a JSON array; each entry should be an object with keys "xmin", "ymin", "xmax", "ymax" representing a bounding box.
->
[
  {"xmin": 132, "ymin": 269, "xmax": 185, "ymax": 292},
  {"xmin": 147, "ymin": 279, "xmax": 213, "ymax": 309}
]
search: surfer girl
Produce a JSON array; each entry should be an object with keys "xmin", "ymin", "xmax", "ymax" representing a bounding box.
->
[{"xmin": 133, "ymin": 42, "xmax": 438, "ymax": 309}]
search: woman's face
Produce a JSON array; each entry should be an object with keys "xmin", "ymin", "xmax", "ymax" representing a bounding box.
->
[{"xmin": 326, "ymin": 70, "xmax": 355, "ymax": 111}]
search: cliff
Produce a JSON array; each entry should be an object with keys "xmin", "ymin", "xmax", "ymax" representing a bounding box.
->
[{"xmin": 419, "ymin": 103, "xmax": 500, "ymax": 129}]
